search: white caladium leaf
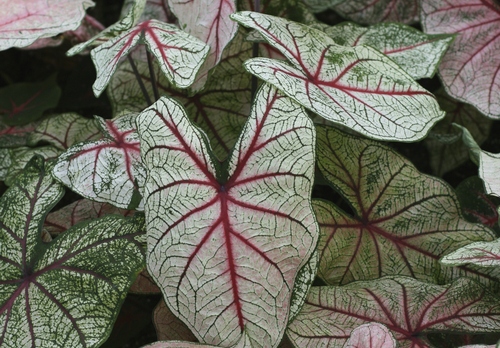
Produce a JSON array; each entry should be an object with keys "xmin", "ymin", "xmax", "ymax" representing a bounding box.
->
[
  {"xmin": 53, "ymin": 113, "xmax": 145, "ymax": 210},
  {"xmin": 314, "ymin": 125, "xmax": 499, "ymax": 288},
  {"xmin": 0, "ymin": 156, "xmax": 145, "ymax": 347},
  {"xmin": 343, "ymin": 323, "xmax": 397, "ymax": 348},
  {"xmin": 287, "ymin": 277, "xmax": 500, "ymax": 348},
  {"xmin": 333, "ymin": 0, "xmax": 420, "ymax": 24},
  {"xmin": 231, "ymin": 12, "xmax": 444, "ymax": 142},
  {"xmin": 168, "ymin": 0, "xmax": 238, "ymax": 91},
  {"xmin": 315, "ymin": 22, "xmax": 453, "ymax": 80},
  {"xmin": 137, "ymin": 84, "xmax": 318, "ymax": 347},
  {"xmin": 28, "ymin": 113, "xmax": 101, "ymax": 150},
  {"xmin": 91, "ymin": 19, "xmax": 210, "ymax": 96},
  {"xmin": 421, "ymin": 0, "xmax": 500, "ymax": 118},
  {"xmin": 424, "ymin": 89, "xmax": 492, "ymax": 176},
  {"xmin": 4, "ymin": 146, "xmax": 60, "ymax": 186},
  {"xmin": 441, "ymin": 239, "xmax": 500, "ymax": 268},
  {"xmin": 0, "ymin": 0, "xmax": 95, "ymax": 51}
]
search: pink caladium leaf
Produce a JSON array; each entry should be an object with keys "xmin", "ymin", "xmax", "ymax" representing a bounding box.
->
[
  {"xmin": 28, "ymin": 112, "xmax": 101, "ymax": 150},
  {"xmin": 333, "ymin": 0, "xmax": 420, "ymax": 24},
  {"xmin": 441, "ymin": 239, "xmax": 500, "ymax": 267},
  {"xmin": 231, "ymin": 12, "xmax": 445, "ymax": 142},
  {"xmin": 0, "ymin": 157, "xmax": 145, "ymax": 347},
  {"xmin": 287, "ymin": 277, "xmax": 500, "ymax": 348},
  {"xmin": 315, "ymin": 22, "xmax": 453, "ymax": 80},
  {"xmin": 0, "ymin": 0, "xmax": 95, "ymax": 51},
  {"xmin": 314, "ymin": 125, "xmax": 499, "ymax": 288},
  {"xmin": 52, "ymin": 113, "xmax": 146, "ymax": 210},
  {"xmin": 343, "ymin": 323, "xmax": 397, "ymax": 348},
  {"xmin": 168, "ymin": 0, "xmax": 238, "ymax": 91},
  {"xmin": 137, "ymin": 84, "xmax": 318, "ymax": 347},
  {"xmin": 91, "ymin": 19, "xmax": 210, "ymax": 96},
  {"xmin": 421, "ymin": 0, "xmax": 500, "ymax": 118},
  {"xmin": 154, "ymin": 300, "xmax": 198, "ymax": 342}
]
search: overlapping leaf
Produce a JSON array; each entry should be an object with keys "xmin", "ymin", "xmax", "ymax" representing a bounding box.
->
[
  {"xmin": 344, "ymin": 323, "xmax": 397, "ymax": 348},
  {"xmin": 314, "ymin": 125, "xmax": 499, "ymax": 288},
  {"xmin": 441, "ymin": 239, "xmax": 500, "ymax": 267},
  {"xmin": 421, "ymin": 0, "xmax": 500, "ymax": 118},
  {"xmin": 154, "ymin": 300, "xmax": 198, "ymax": 342},
  {"xmin": 231, "ymin": 12, "xmax": 445, "ymax": 141},
  {"xmin": 137, "ymin": 84, "xmax": 318, "ymax": 347},
  {"xmin": 0, "ymin": 157, "xmax": 145, "ymax": 347},
  {"xmin": 333, "ymin": 0, "xmax": 420, "ymax": 24},
  {"xmin": 0, "ymin": 123, "xmax": 35, "ymax": 148},
  {"xmin": 52, "ymin": 113, "xmax": 145, "ymax": 210},
  {"xmin": 2, "ymin": 146, "xmax": 60, "ymax": 185},
  {"xmin": 91, "ymin": 19, "xmax": 210, "ymax": 96},
  {"xmin": 0, "ymin": 0, "xmax": 95, "ymax": 50},
  {"xmin": 287, "ymin": 277, "xmax": 500, "ymax": 348},
  {"xmin": 315, "ymin": 22, "xmax": 453, "ymax": 80}
]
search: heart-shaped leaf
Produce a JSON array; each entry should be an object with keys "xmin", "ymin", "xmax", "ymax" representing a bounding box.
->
[
  {"xmin": 52, "ymin": 113, "xmax": 146, "ymax": 210},
  {"xmin": 421, "ymin": 0, "xmax": 500, "ymax": 118},
  {"xmin": 343, "ymin": 323, "xmax": 397, "ymax": 348},
  {"xmin": 315, "ymin": 22, "xmax": 453, "ymax": 80},
  {"xmin": 314, "ymin": 125, "xmax": 499, "ymax": 288},
  {"xmin": 231, "ymin": 12, "xmax": 445, "ymax": 142},
  {"xmin": 91, "ymin": 19, "xmax": 209, "ymax": 96},
  {"xmin": 441, "ymin": 238, "xmax": 500, "ymax": 267},
  {"xmin": 137, "ymin": 84, "xmax": 318, "ymax": 347},
  {"xmin": 287, "ymin": 277, "xmax": 500, "ymax": 348},
  {"xmin": 0, "ymin": 156, "xmax": 145, "ymax": 347},
  {"xmin": 333, "ymin": 0, "xmax": 420, "ymax": 24},
  {"xmin": 0, "ymin": 0, "xmax": 95, "ymax": 51}
]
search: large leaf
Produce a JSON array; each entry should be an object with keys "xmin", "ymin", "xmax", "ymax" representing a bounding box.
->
[
  {"xmin": 0, "ymin": 157, "xmax": 145, "ymax": 347},
  {"xmin": 315, "ymin": 22, "xmax": 453, "ymax": 80},
  {"xmin": 231, "ymin": 12, "xmax": 445, "ymax": 142},
  {"xmin": 421, "ymin": 0, "xmax": 500, "ymax": 118},
  {"xmin": 441, "ymin": 238, "xmax": 500, "ymax": 268},
  {"xmin": 52, "ymin": 113, "xmax": 145, "ymax": 210},
  {"xmin": 343, "ymin": 323, "xmax": 397, "ymax": 348},
  {"xmin": 137, "ymin": 84, "xmax": 318, "ymax": 347},
  {"xmin": 287, "ymin": 277, "xmax": 500, "ymax": 348},
  {"xmin": 168, "ymin": 0, "xmax": 238, "ymax": 91},
  {"xmin": 91, "ymin": 19, "xmax": 210, "ymax": 96},
  {"xmin": 0, "ymin": 0, "xmax": 95, "ymax": 51},
  {"xmin": 333, "ymin": 0, "xmax": 420, "ymax": 24},
  {"xmin": 314, "ymin": 125, "xmax": 499, "ymax": 288}
]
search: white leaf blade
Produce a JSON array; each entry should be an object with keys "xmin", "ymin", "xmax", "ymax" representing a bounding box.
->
[{"xmin": 441, "ymin": 238, "xmax": 500, "ymax": 267}]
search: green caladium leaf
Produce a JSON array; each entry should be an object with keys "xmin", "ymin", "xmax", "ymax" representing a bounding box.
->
[
  {"xmin": 441, "ymin": 238, "xmax": 500, "ymax": 268},
  {"xmin": 314, "ymin": 22, "xmax": 453, "ymax": 80},
  {"xmin": 137, "ymin": 84, "xmax": 318, "ymax": 347},
  {"xmin": 0, "ymin": 156, "xmax": 145, "ymax": 347},
  {"xmin": 333, "ymin": 0, "xmax": 420, "ymax": 24},
  {"xmin": 3, "ymin": 146, "xmax": 60, "ymax": 185},
  {"xmin": 52, "ymin": 113, "xmax": 145, "ymax": 210},
  {"xmin": 231, "ymin": 12, "xmax": 445, "ymax": 142},
  {"xmin": 344, "ymin": 323, "xmax": 397, "ymax": 348},
  {"xmin": 314, "ymin": 125, "xmax": 499, "ymax": 288},
  {"xmin": 287, "ymin": 277, "xmax": 500, "ymax": 348},
  {"xmin": 0, "ymin": 75, "xmax": 61, "ymax": 127},
  {"xmin": 90, "ymin": 19, "xmax": 210, "ymax": 96},
  {"xmin": 28, "ymin": 112, "xmax": 101, "ymax": 150},
  {"xmin": 0, "ymin": 0, "xmax": 95, "ymax": 51}
]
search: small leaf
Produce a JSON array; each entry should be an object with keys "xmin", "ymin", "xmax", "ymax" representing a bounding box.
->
[
  {"xmin": 0, "ymin": 75, "xmax": 61, "ymax": 126},
  {"xmin": 137, "ymin": 84, "xmax": 318, "ymax": 347},
  {"xmin": 441, "ymin": 239, "xmax": 500, "ymax": 267},
  {"xmin": 91, "ymin": 19, "xmax": 210, "ymax": 96},
  {"xmin": 53, "ymin": 113, "xmax": 145, "ymax": 210},
  {"xmin": 287, "ymin": 277, "xmax": 500, "ymax": 348},
  {"xmin": 421, "ymin": 0, "xmax": 500, "ymax": 118},
  {"xmin": 0, "ymin": 0, "xmax": 95, "ymax": 50},
  {"xmin": 314, "ymin": 125, "xmax": 499, "ymax": 288},
  {"xmin": 315, "ymin": 22, "xmax": 454, "ymax": 80},
  {"xmin": 231, "ymin": 12, "xmax": 445, "ymax": 141},
  {"xmin": 333, "ymin": 0, "xmax": 420, "ymax": 24},
  {"xmin": 0, "ymin": 157, "xmax": 145, "ymax": 347},
  {"xmin": 343, "ymin": 323, "xmax": 397, "ymax": 348}
]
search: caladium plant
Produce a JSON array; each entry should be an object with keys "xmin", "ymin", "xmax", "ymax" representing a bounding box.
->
[{"xmin": 1, "ymin": 0, "xmax": 500, "ymax": 347}]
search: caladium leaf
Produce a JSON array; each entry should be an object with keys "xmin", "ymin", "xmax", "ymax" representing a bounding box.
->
[
  {"xmin": 421, "ymin": 0, "xmax": 500, "ymax": 118},
  {"xmin": 333, "ymin": 0, "xmax": 420, "ymax": 24},
  {"xmin": 168, "ymin": 0, "xmax": 238, "ymax": 91},
  {"xmin": 0, "ymin": 123, "xmax": 36, "ymax": 148},
  {"xmin": 91, "ymin": 19, "xmax": 210, "ymax": 96},
  {"xmin": 143, "ymin": 332, "xmax": 253, "ymax": 348},
  {"xmin": 314, "ymin": 125, "xmax": 499, "ymax": 288},
  {"xmin": 301, "ymin": 0, "xmax": 345, "ymax": 13},
  {"xmin": 0, "ymin": 0, "xmax": 95, "ymax": 51},
  {"xmin": 314, "ymin": 22, "xmax": 453, "ymax": 80},
  {"xmin": 0, "ymin": 75, "xmax": 61, "ymax": 126},
  {"xmin": 231, "ymin": 12, "xmax": 445, "ymax": 142},
  {"xmin": 0, "ymin": 156, "xmax": 145, "ymax": 347},
  {"xmin": 4, "ymin": 146, "xmax": 60, "ymax": 186},
  {"xmin": 43, "ymin": 198, "xmax": 134, "ymax": 237},
  {"xmin": 53, "ymin": 113, "xmax": 145, "ymax": 210},
  {"xmin": 28, "ymin": 113, "xmax": 101, "ymax": 150},
  {"xmin": 441, "ymin": 239, "xmax": 500, "ymax": 268},
  {"xmin": 137, "ymin": 84, "xmax": 318, "ymax": 347},
  {"xmin": 287, "ymin": 277, "xmax": 500, "ymax": 348},
  {"xmin": 154, "ymin": 300, "xmax": 198, "ymax": 342},
  {"xmin": 343, "ymin": 323, "xmax": 397, "ymax": 348}
]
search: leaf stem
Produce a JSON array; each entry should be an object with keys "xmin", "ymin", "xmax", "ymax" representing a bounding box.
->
[
  {"xmin": 127, "ymin": 55, "xmax": 152, "ymax": 106},
  {"xmin": 146, "ymin": 50, "xmax": 160, "ymax": 102}
]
